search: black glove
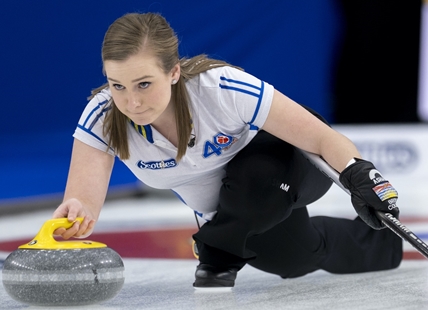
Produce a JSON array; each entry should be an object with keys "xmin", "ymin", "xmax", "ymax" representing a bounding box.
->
[{"xmin": 339, "ymin": 158, "xmax": 399, "ymax": 230}]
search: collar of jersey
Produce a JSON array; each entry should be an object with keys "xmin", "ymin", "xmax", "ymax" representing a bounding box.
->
[
  {"xmin": 129, "ymin": 119, "xmax": 154, "ymax": 143},
  {"xmin": 129, "ymin": 118, "xmax": 194, "ymax": 145}
]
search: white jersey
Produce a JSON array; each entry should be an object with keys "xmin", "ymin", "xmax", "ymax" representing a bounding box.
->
[{"xmin": 74, "ymin": 66, "xmax": 274, "ymax": 220}]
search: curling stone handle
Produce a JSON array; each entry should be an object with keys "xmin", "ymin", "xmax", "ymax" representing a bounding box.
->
[
  {"xmin": 19, "ymin": 217, "xmax": 107, "ymax": 249},
  {"xmin": 37, "ymin": 217, "xmax": 84, "ymax": 243}
]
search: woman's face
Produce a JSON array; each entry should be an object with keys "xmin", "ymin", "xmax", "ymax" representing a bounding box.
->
[{"xmin": 104, "ymin": 51, "xmax": 179, "ymax": 126}]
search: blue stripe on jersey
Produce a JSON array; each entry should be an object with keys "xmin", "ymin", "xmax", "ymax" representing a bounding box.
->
[
  {"xmin": 76, "ymin": 124, "xmax": 109, "ymax": 147},
  {"xmin": 143, "ymin": 125, "xmax": 154, "ymax": 143},
  {"xmin": 76, "ymin": 97, "xmax": 112, "ymax": 150},
  {"xmin": 172, "ymin": 190, "xmax": 187, "ymax": 205},
  {"xmin": 88, "ymin": 106, "xmax": 111, "ymax": 130},
  {"xmin": 81, "ymin": 99, "xmax": 110, "ymax": 130},
  {"xmin": 249, "ymin": 81, "xmax": 264, "ymax": 125},
  {"xmin": 219, "ymin": 76, "xmax": 265, "ymax": 129},
  {"xmin": 219, "ymin": 76, "xmax": 261, "ymax": 97},
  {"xmin": 249, "ymin": 123, "xmax": 259, "ymax": 131}
]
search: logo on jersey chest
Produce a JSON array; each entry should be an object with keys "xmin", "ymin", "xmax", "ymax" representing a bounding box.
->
[
  {"xmin": 203, "ymin": 132, "xmax": 237, "ymax": 158},
  {"xmin": 136, "ymin": 159, "xmax": 177, "ymax": 170}
]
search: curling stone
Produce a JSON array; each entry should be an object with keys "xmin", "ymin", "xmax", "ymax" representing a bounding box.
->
[{"xmin": 2, "ymin": 218, "xmax": 125, "ymax": 307}]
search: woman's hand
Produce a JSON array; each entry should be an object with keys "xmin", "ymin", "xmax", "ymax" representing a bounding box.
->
[{"xmin": 52, "ymin": 198, "xmax": 97, "ymax": 239}]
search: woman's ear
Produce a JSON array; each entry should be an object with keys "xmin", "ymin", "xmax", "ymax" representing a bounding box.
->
[{"xmin": 171, "ymin": 63, "xmax": 181, "ymax": 83}]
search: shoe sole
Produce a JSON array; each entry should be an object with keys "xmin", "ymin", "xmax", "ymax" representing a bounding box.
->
[{"xmin": 193, "ymin": 287, "xmax": 232, "ymax": 292}]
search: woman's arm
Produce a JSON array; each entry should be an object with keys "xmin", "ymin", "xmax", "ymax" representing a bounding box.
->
[
  {"xmin": 52, "ymin": 138, "xmax": 115, "ymax": 239},
  {"xmin": 262, "ymin": 89, "xmax": 361, "ymax": 173},
  {"xmin": 263, "ymin": 89, "xmax": 399, "ymax": 230}
]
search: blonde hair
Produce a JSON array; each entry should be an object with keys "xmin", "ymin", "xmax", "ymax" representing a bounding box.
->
[{"xmin": 90, "ymin": 13, "xmax": 242, "ymax": 161}]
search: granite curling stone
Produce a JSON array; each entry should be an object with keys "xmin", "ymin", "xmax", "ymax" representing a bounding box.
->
[{"xmin": 2, "ymin": 218, "xmax": 125, "ymax": 307}]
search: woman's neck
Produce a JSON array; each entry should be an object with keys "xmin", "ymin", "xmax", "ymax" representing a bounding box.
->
[{"xmin": 151, "ymin": 101, "xmax": 178, "ymax": 147}]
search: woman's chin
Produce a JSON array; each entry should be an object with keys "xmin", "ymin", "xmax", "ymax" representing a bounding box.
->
[{"xmin": 129, "ymin": 116, "xmax": 151, "ymax": 126}]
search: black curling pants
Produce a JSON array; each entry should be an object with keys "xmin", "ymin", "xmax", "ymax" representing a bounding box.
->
[{"xmin": 193, "ymin": 130, "xmax": 403, "ymax": 278}]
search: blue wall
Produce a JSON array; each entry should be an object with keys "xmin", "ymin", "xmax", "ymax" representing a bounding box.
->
[{"xmin": 0, "ymin": 0, "xmax": 343, "ymax": 202}]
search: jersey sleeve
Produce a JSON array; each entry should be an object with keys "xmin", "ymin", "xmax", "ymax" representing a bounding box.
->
[
  {"xmin": 72, "ymin": 88, "xmax": 116, "ymax": 156},
  {"xmin": 217, "ymin": 66, "xmax": 274, "ymax": 130}
]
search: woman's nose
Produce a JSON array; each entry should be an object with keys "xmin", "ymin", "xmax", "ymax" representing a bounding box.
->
[{"xmin": 128, "ymin": 92, "xmax": 141, "ymax": 107}]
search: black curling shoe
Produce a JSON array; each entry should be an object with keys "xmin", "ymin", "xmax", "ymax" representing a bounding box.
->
[{"xmin": 193, "ymin": 264, "xmax": 238, "ymax": 290}]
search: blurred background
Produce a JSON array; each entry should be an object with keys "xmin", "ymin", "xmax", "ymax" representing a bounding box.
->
[{"xmin": 0, "ymin": 0, "xmax": 425, "ymax": 215}]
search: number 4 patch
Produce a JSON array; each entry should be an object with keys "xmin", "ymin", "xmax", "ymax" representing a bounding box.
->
[{"xmin": 203, "ymin": 133, "xmax": 233, "ymax": 158}]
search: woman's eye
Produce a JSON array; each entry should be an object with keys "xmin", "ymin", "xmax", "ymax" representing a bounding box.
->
[
  {"xmin": 112, "ymin": 84, "xmax": 124, "ymax": 90},
  {"xmin": 139, "ymin": 82, "xmax": 151, "ymax": 89}
]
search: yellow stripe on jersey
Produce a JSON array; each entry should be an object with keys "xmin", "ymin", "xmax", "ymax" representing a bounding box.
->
[{"xmin": 131, "ymin": 120, "xmax": 147, "ymax": 139}]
